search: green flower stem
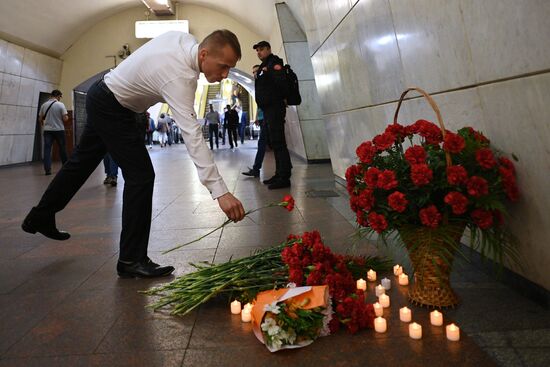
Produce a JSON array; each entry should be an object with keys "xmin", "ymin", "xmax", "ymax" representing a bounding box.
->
[{"xmin": 162, "ymin": 204, "xmax": 280, "ymax": 254}]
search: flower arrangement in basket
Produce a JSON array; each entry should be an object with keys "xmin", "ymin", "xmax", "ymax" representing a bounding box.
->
[{"xmin": 346, "ymin": 87, "xmax": 521, "ymax": 307}]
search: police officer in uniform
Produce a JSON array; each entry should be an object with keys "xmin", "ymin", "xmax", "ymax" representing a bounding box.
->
[{"xmin": 253, "ymin": 41, "xmax": 292, "ymax": 189}]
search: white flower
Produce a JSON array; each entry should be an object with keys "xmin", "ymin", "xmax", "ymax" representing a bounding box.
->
[
  {"xmin": 263, "ymin": 301, "xmax": 281, "ymax": 314},
  {"xmin": 286, "ymin": 282, "xmax": 297, "ymax": 288},
  {"xmin": 261, "ymin": 317, "xmax": 281, "ymax": 336}
]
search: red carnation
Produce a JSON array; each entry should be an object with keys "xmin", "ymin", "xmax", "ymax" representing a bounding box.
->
[
  {"xmin": 373, "ymin": 132, "xmax": 395, "ymax": 151},
  {"xmin": 364, "ymin": 167, "xmax": 381, "ymax": 188},
  {"xmin": 280, "ymin": 195, "xmax": 295, "ymax": 211},
  {"xmin": 356, "ymin": 210, "xmax": 368, "ymax": 227},
  {"xmin": 385, "ymin": 123, "xmax": 406, "ymax": 142},
  {"xmin": 388, "ymin": 191, "xmax": 408, "ymax": 212},
  {"xmin": 367, "ymin": 212, "xmax": 388, "ymax": 233},
  {"xmin": 377, "ymin": 170, "xmax": 398, "ymax": 190},
  {"xmin": 356, "ymin": 141, "xmax": 377, "ymax": 164},
  {"xmin": 405, "ymin": 146, "xmax": 427, "ymax": 165},
  {"xmin": 443, "ymin": 132, "xmax": 466, "ymax": 154},
  {"xmin": 415, "ymin": 119, "xmax": 443, "ymax": 145},
  {"xmin": 444, "ymin": 191, "xmax": 469, "ymax": 215},
  {"xmin": 467, "ymin": 176, "xmax": 489, "ymax": 197},
  {"xmin": 419, "ymin": 205, "xmax": 442, "ymax": 228},
  {"xmin": 499, "ymin": 157, "xmax": 516, "ymax": 175},
  {"xmin": 471, "ymin": 209, "xmax": 493, "ymax": 229},
  {"xmin": 357, "ymin": 189, "xmax": 375, "ymax": 211},
  {"xmin": 410, "ymin": 164, "xmax": 433, "ymax": 186},
  {"xmin": 475, "ymin": 148, "xmax": 497, "ymax": 169},
  {"xmin": 345, "ymin": 164, "xmax": 360, "ymax": 193},
  {"xmin": 447, "ymin": 165, "xmax": 468, "ymax": 185}
]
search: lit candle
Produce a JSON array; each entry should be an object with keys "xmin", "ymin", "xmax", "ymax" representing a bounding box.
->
[
  {"xmin": 375, "ymin": 284, "xmax": 386, "ymax": 297},
  {"xmin": 241, "ymin": 309, "xmax": 252, "ymax": 322},
  {"xmin": 393, "ymin": 264, "xmax": 403, "ymax": 276},
  {"xmin": 399, "ymin": 307, "xmax": 412, "ymax": 322},
  {"xmin": 378, "ymin": 294, "xmax": 390, "ymax": 308},
  {"xmin": 381, "ymin": 277, "xmax": 391, "ymax": 290},
  {"xmin": 367, "ymin": 269, "xmax": 377, "ymax": 282},
  {"xmin": 430, "ymin": 310, "xmax": 443, "ymax": 326},
  {"xmin": 373, "ymin": 302, "xmax": 384, "ymax": 317},
  {"xmin": 398, "ymin": 273, "xmax": 409, "ymax": 285},
  {"xmin": 244, "ymin": 302, "xmax": 253, "ymax": 312},
  {"xmin": 374, "ymin": 316, "xmax": 387, "ymax": 333},
  {"xmin": 446, "ymin": 323, "xmax": 460, "ymax": 341},
  {"xmin": 356, "ymin": 278, "xmax": 367, "ymax": 291},
  {"xmin": 409, "ymin": 322, "xmax": 422, "ymax": 339},
  {"xmin": 230, "ymin": 300, "xmax": 241, "ymax": 314}
]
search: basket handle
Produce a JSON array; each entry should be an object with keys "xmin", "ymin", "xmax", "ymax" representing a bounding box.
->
[{"xmin": 393, "ymin": 87, "xmax": 452, "ymax": 167}]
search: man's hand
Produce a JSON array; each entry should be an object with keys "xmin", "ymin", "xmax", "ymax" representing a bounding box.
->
[{"xmin": 217, "ymin": 192, "xmax": 245, "ymax": 222}]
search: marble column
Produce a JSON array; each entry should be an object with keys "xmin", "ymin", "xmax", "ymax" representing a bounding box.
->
[{"xmin": 275, "ymin": 2, "xmax": 329, "ymax": 162}]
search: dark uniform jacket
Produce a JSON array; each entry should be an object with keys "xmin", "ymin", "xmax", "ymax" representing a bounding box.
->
[
  {"xmin": 225, "ymin": 109, "xmax": 239, "ymax": 129},
  {"xmin": 255, "ymin": 53, "xmax": 287, "ymax": 109}
]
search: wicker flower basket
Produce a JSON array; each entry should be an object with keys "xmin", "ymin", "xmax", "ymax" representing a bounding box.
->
[{"xmin": 394, "ymin": 88, "xmax": 462, "ymax": 308}]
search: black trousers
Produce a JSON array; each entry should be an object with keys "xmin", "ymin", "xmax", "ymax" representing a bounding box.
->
[
  {"xmin": 35, "ymin": 79, "xmax": 154, "ymax": 262},
  {"xmin": 208, "ymin": 124, "xmax": 219, "ymax": 149},
  {"xmin": 264, "ymin": 103, "xmax": 291, "ymax": 180},
  {"xmin": 228, "ymin": 126, "xmax": 239, "ymax": 148}
]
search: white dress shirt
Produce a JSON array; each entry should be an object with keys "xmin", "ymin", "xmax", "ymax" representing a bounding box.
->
[{"xmin": 104, "ymin": 31, "xmax": 228, "ymax": 199}]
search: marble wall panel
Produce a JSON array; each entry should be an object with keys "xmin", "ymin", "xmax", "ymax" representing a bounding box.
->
[
  {"xmin": 313, "ymin": 0, "xmax": 334, "ymax": 50},
  {"xmin": 298, "ymin": 0, "xmax": 321, "ymax": 54},
  {"xmin": 460, "ymin": 0, "xmax": 550, "ymax": 83},
  {"xmin": 17, "ymin": 77, "xmax": 35, "ymax": 107},
  {"xmin": 21, "ymin": 48, "xmax": 39, "ymax": 80},
  {"xmin": 296, "ymin": 80, "xmax": 322, "ymax": 121},
  {"xmin": 284, "ymin": 106, "xmax": 307, "ymax": 160},
  {"xmin": 5, "ymin": 43, "xmax": 24, "ymax": 75},
  {"xmin": 300, "ymin": 119, "xmax": 330, "ymax": 160},
  {"xmin": 353, "ymin": 0, "xmax": 406, "ymax": 104},
  {"xmin": 324, "ymin": 113, "xmax": 352, "ymax": 177},
  {"xmin": 0, "ymin": 135, "xmax": 34, "ymax": 165},
  {"xmin": 328, "ymin": 0, "xmax": 352, "ymax": 27},
  {"xmin": 0, "ymin": 40, "xmax": 7, "ymax": 73},
  {"xmin": 332, "ymin": 13, "xmax": 372, "ymax": 111},
  {"xmin": 477, "ymin": 73, "xmax": 550, "ymax": 290},
  {"xmin": 389, "ymin": 0, "xmax": 476, "ymax": 93},
  {"xmin": 16, "ymin": 106, "xmax": 34, "ymax": 134},
  {"xmin": 284, "ymin": 42, "xmax": 315, "ymax": 81},
  {"xmin": 0, "ymin": 74, "xmax": 21, "ymax": 105},
  {"xmin": 318, "ymin": 36, "xmax": 343, "ymax": 115},
  {"xmin": 276, "ymin": 3, "xmax": 306, "ymax": 42}
]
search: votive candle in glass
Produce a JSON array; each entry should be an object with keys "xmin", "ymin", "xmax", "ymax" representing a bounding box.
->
[
  {"xmin": 375, "ymin": 284, "xmax": 386, "ymax": 297},
  {"xmin": 367, "ymin": 269, "xmax": 377, "ymax": 282},
  {"xmin": 409, "ymin": 322, "xmax": 422, "ymax": 339},
  {"xmin": 357, "ymin": 278, "xmax": 367, "ymax": 291},
  {"xmin": 399, "ymin": 307, "xmax": 412, "ymax": 322},
  {"xmin": 244, "ymin": 303, "xmax": 253, "ymax": 312},
  {"xmin": 374, "ymin": 316, "xmax": 387, "ymax": 333},
  {"xmin": 241, "ymin": 309, "xmax": 252, "ymax": 322},
  {"xmin": 398, "ymin": 273, "xmax": 409, "ymax": 285},
  {"xmin": 430, "ymin": 310, "xmax": 443, "ymax": 326},
  {"xmin": 379, "ymin": 294, "xmax": 390, "ymax": 308},
  {"xmin": 230, "ymin": 300, "xmax": 241, "ymax": 314},
  {"xmin": 381, "ymin": 277, "xmax": 391, "ymax": 290},
  {"xmin": 393, "ymin": 264, "xmax": 403, "ymax": 276},
  {"xmin": 373, "ymin": 302, "xmax": 384, "ymax": 317},
  {"xmin": 446, "ymin": 323, "xmax": 460, "ymax": 341}
]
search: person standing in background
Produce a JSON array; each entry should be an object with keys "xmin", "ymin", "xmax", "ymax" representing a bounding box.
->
[
  {"xmin": 39, "ymin": 90, "xmax": 69, "ymax": 175},
  {"xmin": 145, "ymin": 112, "xmax": 155, "ymax": 148},
  {"xmin": 204, "ymin": 104, "xmax": 220, "ymax": 150}
]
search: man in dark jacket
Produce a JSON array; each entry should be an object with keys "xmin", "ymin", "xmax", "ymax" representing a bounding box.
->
[
  {"xmin": 253, "ymin": 40, "xmax": 291, "ymax": 189},
  {"xmin": 224, "ymin": 104, "xmax": 239, "ymax": 149}
]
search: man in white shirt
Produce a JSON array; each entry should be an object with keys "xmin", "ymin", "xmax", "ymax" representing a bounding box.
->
[
  {"xmin": 22, "ymin": 30, "xmax": 245, "ymax": 278},
  {"xmin": 39, "ymin": 89, "xmax": 69, "ymax": 175}
]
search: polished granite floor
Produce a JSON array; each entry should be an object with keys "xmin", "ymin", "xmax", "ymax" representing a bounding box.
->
[{"xmin": 0, "ymin": 140, "xmax": 548, "ymax": 366}]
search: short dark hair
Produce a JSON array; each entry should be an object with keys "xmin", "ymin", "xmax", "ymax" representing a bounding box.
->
[
  {"xmin": 51, "ymin": 89, "xmax": 62, "ymax": 97},
  {"xmin": 199, "ymin": 30, "xmax": 241, "ymax": 60}
]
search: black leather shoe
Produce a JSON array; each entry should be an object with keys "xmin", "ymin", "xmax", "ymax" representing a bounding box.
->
[
  {"xmin": 263, "ymin": 175, "xmax": 279, "ymax": 185},
  {"xmin": 242, "ymin": 168, "xmax": 259, "ymax": 177},
  {"xmin": 117, "ymin": 257, "xmax": 175, "ymax": 278},
  {"xmin": 21, "ymin": 208, "xmax": 70, "ymax": 241},
  {"xmin": 268, "ymin": 179, "xmax": 291, "ymax": 190}
]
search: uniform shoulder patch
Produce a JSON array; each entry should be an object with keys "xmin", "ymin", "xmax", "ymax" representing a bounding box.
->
[{"xmin": 273, "ymin": 64, "xmax": 282, "ymax": 71}]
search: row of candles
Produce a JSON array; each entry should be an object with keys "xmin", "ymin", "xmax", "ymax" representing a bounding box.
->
[
  {"xmin": 228, "ymin": 265, "xmax": 460, "ymax": 341},
  {"xmin": 358, "ymin": 266, "xmax": 461, "ymax": 341}
]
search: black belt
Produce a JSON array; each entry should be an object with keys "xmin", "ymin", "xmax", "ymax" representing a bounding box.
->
[{"xmin": 97, "ymin": 77, "xmax": 113, "ymax": 95}]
